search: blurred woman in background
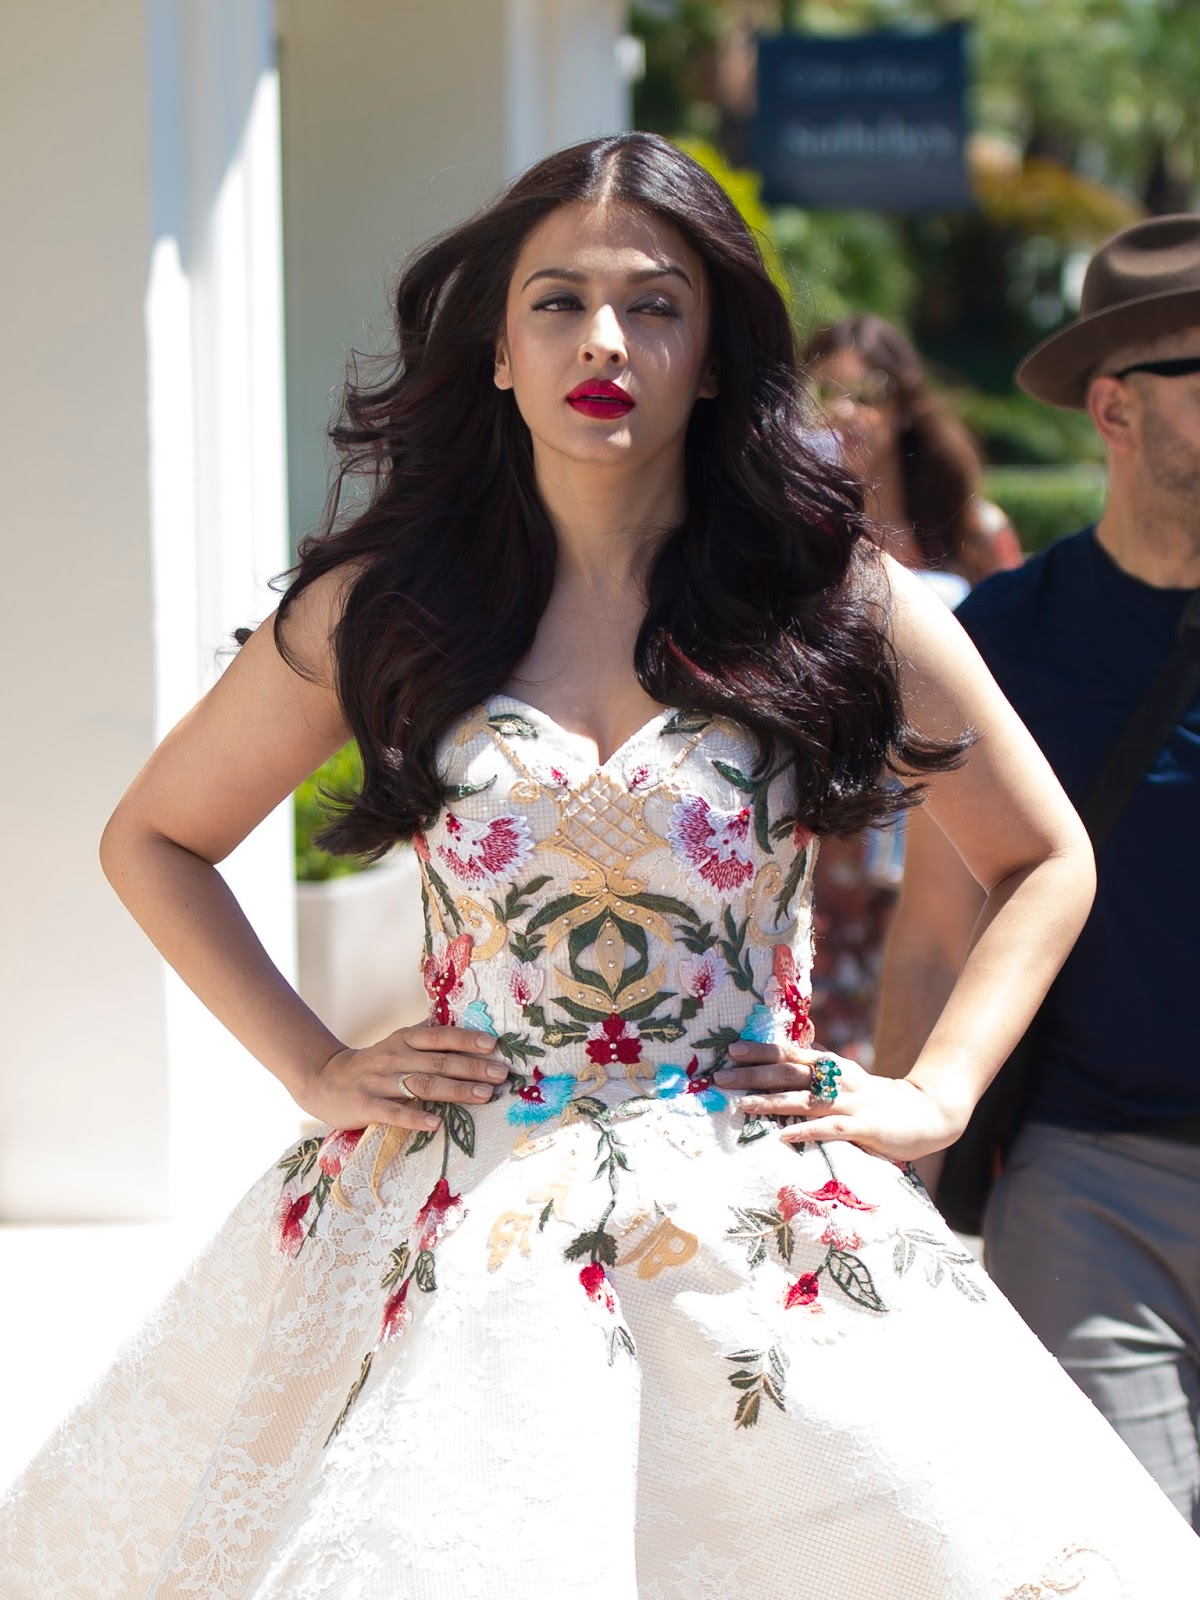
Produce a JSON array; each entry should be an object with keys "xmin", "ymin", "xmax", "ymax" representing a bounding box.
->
[{"xmin": 801, "ymin": 313, "xmax": 1023, "ymax": 1064}]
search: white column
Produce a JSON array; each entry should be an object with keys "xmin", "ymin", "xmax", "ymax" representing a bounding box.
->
[
  {"xmin": 148, "ymin": 0, "xmax": 302, "ymax": 1222},
  {"xmin": 506, "ymin": 0, "xmax": 631, "ymax": 179}
]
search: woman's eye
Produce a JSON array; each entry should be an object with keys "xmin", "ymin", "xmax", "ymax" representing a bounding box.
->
[
  {"xmin": 532, "ymin": 294, "xmax": 582, "ymax": 312},
  {"xmin": 635, "ymin": 299, "xmax": 681, "ymax": 318}
]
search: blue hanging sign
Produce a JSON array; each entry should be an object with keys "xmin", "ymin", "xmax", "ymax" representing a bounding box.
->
[{"xmin": 754, "ymin": 24, "xmax": 971, "ymax": 213}]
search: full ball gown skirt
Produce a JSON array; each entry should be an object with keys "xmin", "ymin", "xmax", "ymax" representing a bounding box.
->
[{"xmin": 4, "ymin": 699, "xmax": 1199, "ymax": 1599}]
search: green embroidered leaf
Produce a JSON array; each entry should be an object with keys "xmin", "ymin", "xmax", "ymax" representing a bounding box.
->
[
  {"xmin": 563, "ymin": 1229, "xmax": 618, "ymax": 1266},
  {"xmin": 499, "ymin": 874, "xmax": 554, "ymax": 923},
  {"xmin": 447, "ymin": 775, "xmax": 496, "ymax": 801},
  {"xmin": 414, "ymin": 1250, "xmax": 437, "ymax": 1292},
  {"xmin": 734, "ymin": 1388, "xmax": 762, "ymax": 1429},
  {"xmin": 828, "ymin": 1249, "xmax": 887, "ymax": 1313},
  {"xmin": 488, "ymin": 712, "xmax": 539, "ymax": 739},
  {"xmin": 712, "ymin": 759, "xmax": 758, "ymax": 794},
  {"xmin": 737, "ymin": 1117, "xmax": 772, "ymax": 1145},
  {"xmin": 523, "ymin": 1003, "xmax": 547, "ymax": 1029},
  {"xmin": 768, "ymin": 1343, "xmax": 789, "ymax": 1383},
  {"xmin": 620, "ymin": 891, "xmax": 702, "ymax": 924},
  {"xmin": 550, "ymin": 995, "xmax": 612, "ymax": 1024},
  {"xmin": 725, "ymin": 1349, "xmax": 763, "ymax": 1363},
  {"xmin": 538, "ymin": 1200, "xmax": 554, "ymax": 1231},
  {"xmin": 607, "ymin": 1096, "xmax": 654, "ymax": 1122},
  {"xmin": 405, "ymin": 1125, "xmax": 438, "ymax": 1156},
  {"xmin": 893, "ymin": 1237, "xmax": 917, "ymax": 1277},
  {"xmin": 509, "ymin": 930, "xmax": 545, "ymax": 963},
  {"xmin": 617, "ymin": 991, "xmax": 677, "ymax": 1024},
  {"xmin": 695, "ymin": 1026, "xmax": 741, "ymax": 1070},
  {"xmin": 770, "ymin": 814, "xmax": 796, "ymax": 840},
  {"xmin": 753, "ymin": 787, "xmax": 772, "ymax": 855},
  {"xmin": 951, "ymin": 1269, "xmax": 987, "ymax": 1303},
  {"xmin": 568, "ymin": 1095, "xmax": 608, "ymax": 1120},
  {"xmin": 772, "ymin": 847, "xmax": 809, "ymax": 924},
  {"xmin": 614, "ymin": 1326, "xmax": 636, "ymax": 1359},
  {"xmin": 424, "ymin": 861, "xmax": 463, "ymax": 931},
  {"xmin": 445, "ymin": 1104, "xmax": 476, "ymax": 1158},
  {"xmin": 276, "ymin": 1136, "xmax": 323, "ymax": 1183},
  {"xmin": 526, "ymin": 893, "xmax": 592, "ymax": 935},
  {"xmin": 774, "ymin": 1220, "xmax": 794, "ymax": 1263},
  {"xmin": 678, "ymin": 995, "xmax": 701, "ymax": 1021},
  {"xmin": 762, "ymin": 1374, "xmax": 786, "ymax": 1412},
  {"xmin": 495, "ymin": 1031, "xmax": 545, "ymax": 1065},
  {"xmin": 928, "ymin": 1258, "xmax": 945, "ymax": 1289},
  {"xmin": 728, "ymin": 1371, "xmax": 759, "ymax": 1389},
  {"xmin": 661, "ymin": 710, "xmax": 710, "ymax": 737},
  {"xmin": 381, "ymin": 1243, "xmax": 411, "ymax": 1289}
]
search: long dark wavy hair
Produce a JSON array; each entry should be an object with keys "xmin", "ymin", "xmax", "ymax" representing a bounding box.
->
[
  {"xmin": 275, "ymin": 133, "xmax": 967, "ymax": 858},
  {"xmin": 801, "ymin": 313, "xmax": 982, "ymax": 570}
]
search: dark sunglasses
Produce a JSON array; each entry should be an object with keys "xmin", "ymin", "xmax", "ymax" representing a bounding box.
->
[{"xmin": 1111, "ymin": 356, "xmax": 1200, "ymax": 380}]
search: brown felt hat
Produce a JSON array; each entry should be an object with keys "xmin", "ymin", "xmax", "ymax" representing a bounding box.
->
[{"xmin": 1017, "ymin": 214, "xmax": 1200, "ymax": 410}]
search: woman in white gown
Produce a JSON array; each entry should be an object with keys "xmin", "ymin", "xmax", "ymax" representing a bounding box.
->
[{"xmin": 4, "ymin": 133, "xmax": 1199, "ymax": 1599}]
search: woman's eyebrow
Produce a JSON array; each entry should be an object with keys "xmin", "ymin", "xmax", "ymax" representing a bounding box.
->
[{"xmin": 520, "ymin": 264, "xmax": 694, "ymax": 292}]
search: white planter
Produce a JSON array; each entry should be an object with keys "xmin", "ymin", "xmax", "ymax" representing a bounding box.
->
[{"xmin": 296, "ymin": 851, "xmax": 427, "ymax": 1046}]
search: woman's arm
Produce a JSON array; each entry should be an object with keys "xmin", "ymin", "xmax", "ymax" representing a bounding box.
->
[
  {"xmin": 716, "ymin": 554, "xmax": 1094, "ymax": 1160},
  {"xmin": 99, "ymin": 574, "xmax": 507, "ymax": 1133}
]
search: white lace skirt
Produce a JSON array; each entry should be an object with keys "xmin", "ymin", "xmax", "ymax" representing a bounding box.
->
[{"xmin": 3, "ymin": 1096, "xmax": 1198, "ymax": 1598}]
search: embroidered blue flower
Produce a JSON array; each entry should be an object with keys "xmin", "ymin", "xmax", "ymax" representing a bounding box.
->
[
  {"xmin": 655, "ymin": 1055, "xmax": 728, "ymax": 1113},
  {"xmin": 740, "ymin": 1004, "xmax": 776, "ymax": 1044},
  {"xmin": 506, "ymin": 1068, "xmax": 575, "ymax": 1125},
  {"xmin": 460, "ymin": 1000, "xmax": 498, "ymax": 1035}
]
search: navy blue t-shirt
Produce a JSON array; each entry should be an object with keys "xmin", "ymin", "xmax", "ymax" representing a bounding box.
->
[{"xmin": 955, "ymin": 527, "xmax": 1200, "ymax": 1133}]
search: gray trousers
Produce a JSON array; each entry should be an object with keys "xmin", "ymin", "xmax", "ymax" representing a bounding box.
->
[{"xmin": 984, "ymin": 1121, "xmax": 1200, "ymax": 1530}]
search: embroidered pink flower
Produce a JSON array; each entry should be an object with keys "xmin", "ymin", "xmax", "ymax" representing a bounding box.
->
[
  {"xmin": 585, "ymin": 1013, "xmax": 643, "ymax": 1067},
  {"xmin": 764, "ymin": 946, "xmax": 815, "ymax": 1046},
  {"xmin": 579, "ymin": 1263, "xmax": 616, "ymax": 1314},
  {"xmin": 413, "ymin": 1177, "xmax": 465, "ymax": 1253},
  {"xmin": 626, "ymin": 762, "xmax": 652, "ymax": 792},
  {"xmin": 502, "ymin": 958, "xmax": 544, "ymax": 1009},
  {"xmin": 778, "ymin": 1179, "xmax": 877, "ymax": 1251},
  {"xmin": 793, "ymin": 822, "xmax": 814, "ymax": 851},
  {"xmin": 678, "ymin": 951, "xmax": 722, "ymax": 1001},
  {"xmin": 784, "ymin": 1272, "xmax": 822, "ymax": 1310},
  {"xmin": 423, "ymin": 933, "xmax": 475, "ymax": 1027},
  {"xmin": 317, "ymin": 1127, "xmax": 365, "ymax": 1178},
  {"xmin": 381, "ymin": 1278, "xmax": 412, "ymax": 1342},
  {"xmin": 278, "ymin": 1190, "xmax": 311, "ymax": 1258},
  {"xmin": 549, "ymin": 765, "xmax": 570, "ymax": 789},
  {"xmin": 436, "ymin": 811, "xmax": 534, "ymax": 886},
  {"xmin": 667, "ymin": 795, "xmax": 756, "ymax": 897}
]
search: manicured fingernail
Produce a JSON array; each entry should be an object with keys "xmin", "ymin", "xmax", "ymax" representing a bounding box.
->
[
  {"xmin": 471, "ymin": 1084, "xmax": 491, "ymax": 1100},
  {"xmin": 485, "ymin": 1063, "xmax": 508, "ymax": 1081},
  {"xmin": 422, "ymin": 1113, "xmax": 441, "ymax": 1128},
  {"xmin": 727, "ymin": 1041, "xmax": 750, "ymax": 1056},
  {"xmin": 714, "ymin": 1069, "xmax": 735, "ymax": 1084},
  {"xmin": 473, "ymin": 1034, "xmax": 494, "ymax": 1050}
]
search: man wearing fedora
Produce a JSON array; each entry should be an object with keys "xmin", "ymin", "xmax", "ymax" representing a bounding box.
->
[{"xmin": 870, "ymin": 214, "xmax": 1200, "ymax": 1525}]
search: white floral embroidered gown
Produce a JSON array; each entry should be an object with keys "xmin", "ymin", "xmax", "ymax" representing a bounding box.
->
[{"xmin": 4, "ymin": 699, "xmax": 1200, "ymax": 1600}]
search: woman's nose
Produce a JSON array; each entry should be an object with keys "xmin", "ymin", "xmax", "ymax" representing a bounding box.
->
[{"xmin": 580, "ymin": 305, "xmax": 627, "ymax": 366}]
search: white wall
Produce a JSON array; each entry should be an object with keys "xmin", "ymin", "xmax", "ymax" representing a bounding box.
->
[
  {"xmin": 0, "ymin": 2, "xmax": 168, "ymax": 1219},
  {"xmin": 279, "ymin": 0, "xmax": 631, "ymax": 545},
  {"xmin": 0, "ymin": 0, "xmax": 300, "ymax": 1223}
]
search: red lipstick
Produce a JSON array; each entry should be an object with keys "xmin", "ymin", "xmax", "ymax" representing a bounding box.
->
[{"xmin": 566, "ymin": 380, "xmax": 636, "ymax": 419}]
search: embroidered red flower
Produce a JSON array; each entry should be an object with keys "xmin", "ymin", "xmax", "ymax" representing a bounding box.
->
[
  {"xmin": 412, "ymin": 829, "xmax": 430, "ymax": 861},
  {"xmin": 381, "ymin": 1278, "xmax": 412, "ymax": 1342},
  {"xmin": 413, "ymin": 1177, "xmax": 465, "ymax": 1253},
  {"xmin": 793, "ymin": 822, "xmax": 814, "ymax": 851},
  {"xmin": 784, "ymin": 1272, "xmax": 822, "ymax": 1310},
  {"xmin": 579, "ymin": 1263, "xmax": 616, "ymax": 1314},
  {"xmin": 423, "ymin": 933, "xmax": 475, "ymax": 1027},
  {"xmin": 278, "ymin": 1191, "xmax": 311, "ymax": 1258},
  {"xmin": 436, "ymin": 811, "xmax": 533, "ymax": 886},
  {"xmin": 626, "ymin": 763, "xmax": 652, "ymax": 791},
  {"xmin": 585, "ymin": 1013, "xmax": 642, "ymax": 1067},
  {"xmin": 317, "ymin": 1127, "xmax": 365, "ymax": 1178},
  {"xmin": 667, "ymin": 795, "xmax": 756, "ymax": 897},
  {"xmin": 764, "ymin": 946, "xmax": 815, "ymax": 1046}
]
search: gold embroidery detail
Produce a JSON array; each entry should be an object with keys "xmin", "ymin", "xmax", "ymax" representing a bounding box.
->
[
  {"xmin": 488, "ymin": 1211, "xmax": 533, "ymax": 1270},
  {"xmin": 619, "ymin": 1216, "xmax": 700, "ymax": 1280},
  {"xmin": 456, "ymin": 896, "xmax": 507, "ymax": 962}
]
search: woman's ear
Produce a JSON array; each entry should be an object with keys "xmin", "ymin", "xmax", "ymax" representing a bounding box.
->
[{"xmin": 494, "ymin": 339, "xmax": 513, "ymax": 391}]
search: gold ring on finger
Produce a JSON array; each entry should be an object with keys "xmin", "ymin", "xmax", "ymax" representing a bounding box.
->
[{"xmin": 396, "ymin": 1072, "xmax": 418, "ymax": 1101}]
